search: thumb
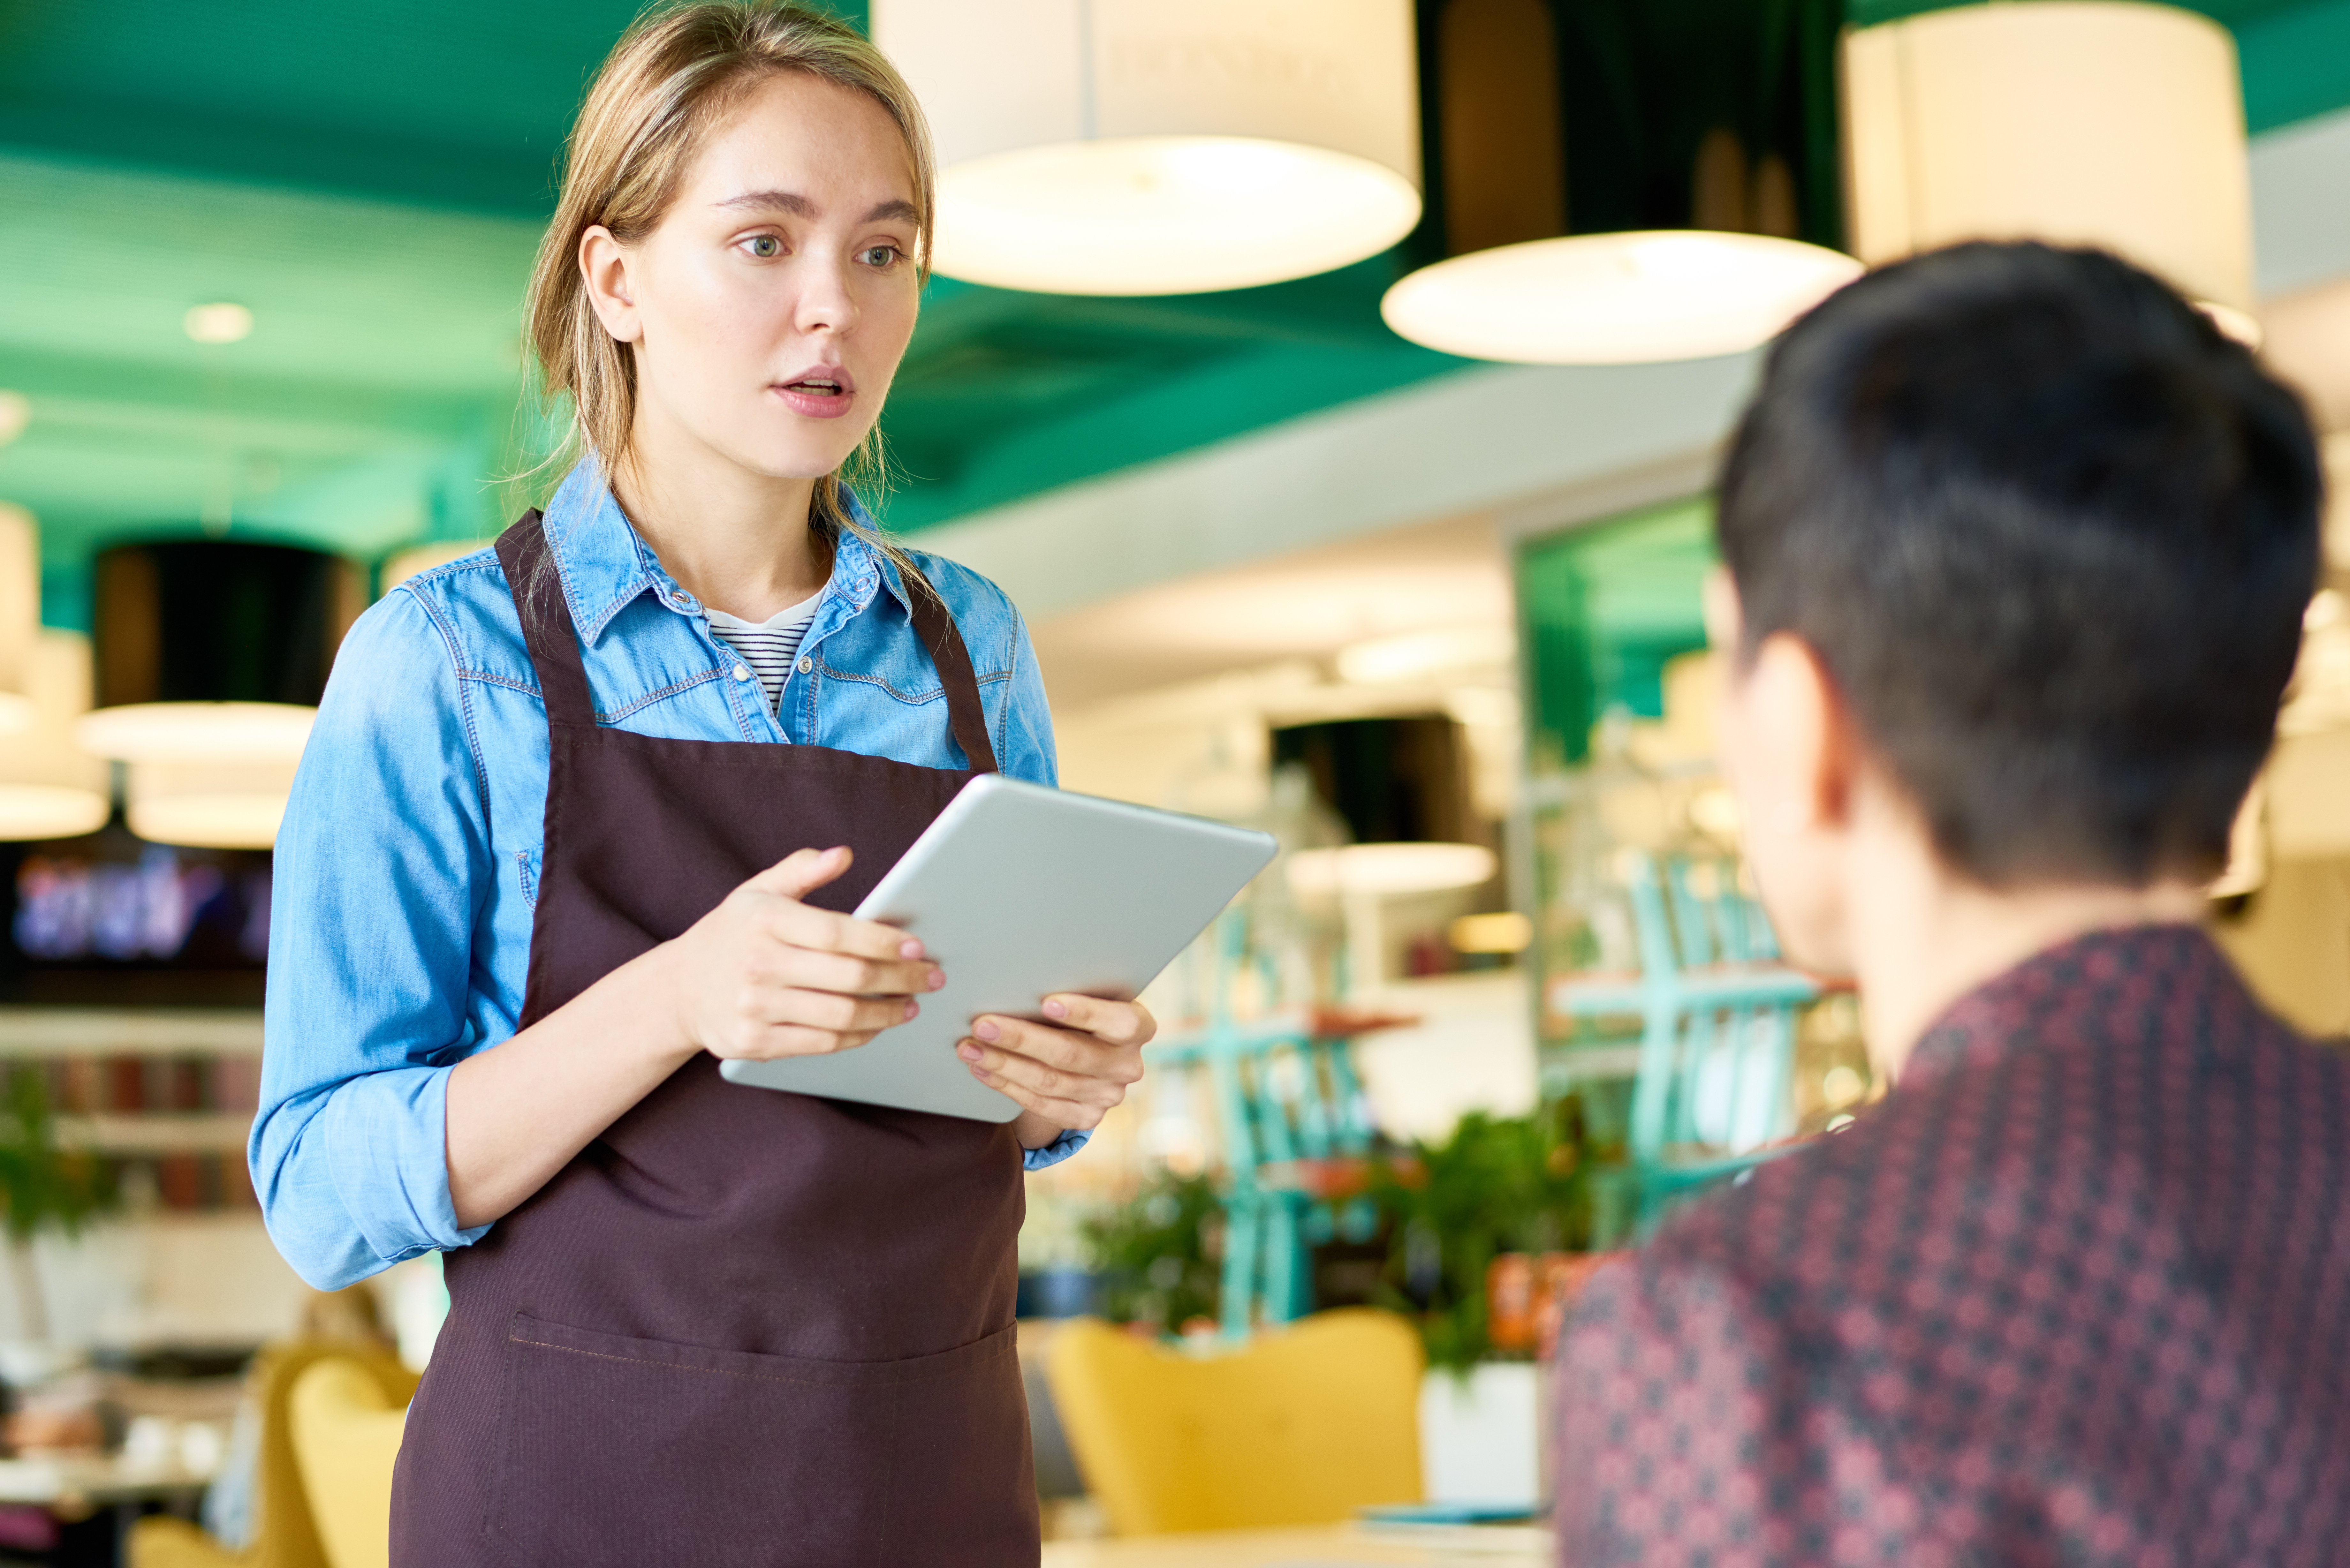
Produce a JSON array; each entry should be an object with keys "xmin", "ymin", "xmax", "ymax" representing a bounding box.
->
[{"xmin": 744, "ymin": 845, "xmax": 853, "ymax": 902}]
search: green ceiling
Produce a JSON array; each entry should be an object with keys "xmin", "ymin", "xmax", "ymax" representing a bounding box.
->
[{"xmin": 1, "ymin": 0, "xmax": 2346, "ymax": 631}]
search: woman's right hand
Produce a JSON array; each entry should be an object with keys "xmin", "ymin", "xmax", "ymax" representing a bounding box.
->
[{"xmin": 657, "ymin": 845, "xmax": 942, "ymax": 1061}]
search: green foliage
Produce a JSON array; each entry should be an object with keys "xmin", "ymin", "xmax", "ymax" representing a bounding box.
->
[
  {"xmin": 1369, "ymin": 1098, "xmax": 1613, "ymax": 1373},
  {"xmin": 0, "ymin": 1067, "xmax": 115, "ymax": 1244},
  {"xmin": 1082, "ymin": 1170, "xmax": 1223, "ymax": 1335}
]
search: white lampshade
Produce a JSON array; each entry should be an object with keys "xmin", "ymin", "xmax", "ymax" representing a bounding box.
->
[
  {"xmin": 0, "ymin": 503, "xmax": 37, "ymax": 736},
  {"xmin": 1843, "ymin": 1, "xmax": 2254, "ymax": 318},
  {"xmin": 0, "ymin": 630, "xmax": 109, "ymax": 843},
  {"xmin": 76, "ymin": 701, "xmax": 314, "ymax": 765},
  {"xmin": 872, "ymin": 0, "xmax": 1422, "ymax": 294},
  {"xmin": 125, "ymin": 759, "xmax": 296, "ymax": 850},
  {"xmin": 1287, "ymin": 841, "xmax": 1497, "ymax": 897},
  {"xmin": 1382, "ymin": 230, "xmax": 1862, "ymax": 365}
]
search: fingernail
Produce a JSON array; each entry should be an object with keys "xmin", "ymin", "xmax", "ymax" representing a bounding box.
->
[
  {"xmin": 927, "ymin": 969, "xmax": 945, "ymax": 991},
  {"xmin": 1043, "ymin": 998, "xmax": 1068, "ymax": 1021},
  {"xmin": 974, "ymin": 1019, "xmax": 1000, "ymax": 1043},
  {"xmin": 957, "ymin": 1042, "xmax": 981, "ymax": 1061},
  {"xmin": 904, "ymin": 1000, "xmax": 920, "ymax": 1020},
  {"xmin": 899, "ymin": 939, "xmax": 926, "ymax": 960}
]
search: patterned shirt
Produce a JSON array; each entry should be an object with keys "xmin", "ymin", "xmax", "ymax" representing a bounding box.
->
[{"xmin": 1557, "ymin": 924, "xmax": 2350, "ymax": 1567}]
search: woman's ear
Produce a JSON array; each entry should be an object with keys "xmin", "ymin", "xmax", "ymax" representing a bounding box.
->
[{"xmin": 578, "ymin": 225, "xmax": 644, "ymax": 345}]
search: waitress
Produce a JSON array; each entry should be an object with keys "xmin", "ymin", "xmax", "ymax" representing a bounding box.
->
[{"xmin": 254, "ymin": 6, "xmax": 1149, "ymax": 1562}]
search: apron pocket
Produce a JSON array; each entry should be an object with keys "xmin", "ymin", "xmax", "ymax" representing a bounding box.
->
[{"xmin": 485, "ymin": 1313, "xmax": 1025, "ymax": 1568}]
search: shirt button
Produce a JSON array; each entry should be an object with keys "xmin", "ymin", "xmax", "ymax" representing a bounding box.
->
[
  {"xmin": 797, "ymin": 655, "xmax": 813, "ymax": 673},
  {"xmin": 732, "ymin": 664, "xmax": 751, "ymax": 682}
]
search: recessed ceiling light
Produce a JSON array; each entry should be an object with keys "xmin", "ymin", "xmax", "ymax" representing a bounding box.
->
[{"xmin": 184, "ymin": 303, "xmax": 253, "ymax": 344}]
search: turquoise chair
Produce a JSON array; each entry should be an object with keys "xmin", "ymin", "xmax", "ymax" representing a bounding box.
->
[
  {"xmin": 1148, "ymin": 911, "xmax": 1383, "ymax": 1335},
  {"xmin": 1550, "ymin": 851, "xmax": 1818, "ymax": 1228}
]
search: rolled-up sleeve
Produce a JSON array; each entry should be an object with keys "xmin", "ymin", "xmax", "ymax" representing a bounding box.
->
[{"xmin": 254, "ymin": 588, "xmax": 493, "ymax": 1289}]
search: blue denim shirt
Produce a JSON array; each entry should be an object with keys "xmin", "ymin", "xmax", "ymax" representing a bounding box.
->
[{"xmin": 256, "ymin": 460, "xmax": 1081, "ymax": 1291}]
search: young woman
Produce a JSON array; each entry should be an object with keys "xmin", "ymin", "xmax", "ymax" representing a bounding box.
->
[{"xmin": 253, "ymin": 7, "xmax": 1149, "ymax": 1561}]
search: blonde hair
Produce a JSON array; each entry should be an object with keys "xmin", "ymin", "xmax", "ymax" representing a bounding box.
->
[{"xmin": 525, "ymin": 1, "xmax": 933, "ymax": 545}]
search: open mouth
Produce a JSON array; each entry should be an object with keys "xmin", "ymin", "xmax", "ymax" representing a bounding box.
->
[{"xmin": 780, "ymin": 376, "xmax": 845, "ymax": 397}]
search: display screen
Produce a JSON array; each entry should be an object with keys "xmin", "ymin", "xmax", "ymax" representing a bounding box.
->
[{"xmin": 0, "ymin": 831, "xmax": 269, "ymax": 1006}]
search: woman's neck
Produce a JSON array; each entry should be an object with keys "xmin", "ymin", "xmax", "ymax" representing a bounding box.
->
[{"xmin": 608, "ymin": 433, "xmax": 832, "ymax": 623}]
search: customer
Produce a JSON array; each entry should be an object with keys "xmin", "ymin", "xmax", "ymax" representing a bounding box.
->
[
  {"xmin": 1555, "ymin": 241, "xmax": 2348, "ymax": 1565},
  {"xmin": 255, "ymin": 5, "xmax": 1148, "ymax": 1564}
]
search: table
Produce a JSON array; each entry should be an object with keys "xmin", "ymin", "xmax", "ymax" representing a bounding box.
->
[{"xmin": 1043, "ymin": 1524, "xmax": 1552, "ymax": 1567}]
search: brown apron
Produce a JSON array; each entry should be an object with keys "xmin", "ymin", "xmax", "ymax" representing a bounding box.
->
[{"xmin": 388, "ymin": 513, "xmax": 1036, "ymax": 1567}]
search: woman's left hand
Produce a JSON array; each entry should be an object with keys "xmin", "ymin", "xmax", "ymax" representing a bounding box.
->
[{"xmin": 959, "ymin": 994, "xmax": 1154, "ymax": 1146}]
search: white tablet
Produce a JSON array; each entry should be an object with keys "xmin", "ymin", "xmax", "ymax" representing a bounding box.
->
[{"xmin": 718, "ymin": 774, "xmax": 1277, "ymax": 1121}]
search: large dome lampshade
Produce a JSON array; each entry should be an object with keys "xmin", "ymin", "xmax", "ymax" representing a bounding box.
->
[
  {"xmin": 0, "ymin": 505, "xmax": 108, "ymax": 841},
  {"xmin": 75, "ymin": 540, "xmax": 359, "ymax": 849},
  {"xmin": 1842, "ymin": 1, "xmax": 2255, "ymax": 337},
  {"xmin": 871, "ymin": 0, "xmax": 1422, "ymax": 295},
  {"xmin": 1381, "ymin": 0, "xmax": 1859, "ymax": 365}
]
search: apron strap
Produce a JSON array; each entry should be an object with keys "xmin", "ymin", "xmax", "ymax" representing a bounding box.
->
[
  {"xmin": 898, "ymin": 562, "xmax": 1001, "ymax": 775},
  {"xmin": 496, "ymin": 510, "xmax": 598, "ymax": 730}
]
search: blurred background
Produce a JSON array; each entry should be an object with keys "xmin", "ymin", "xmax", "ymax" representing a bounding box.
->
[{"xmin": 1, "ymin": 0, "xmax": 2349, "ymax": 1561}]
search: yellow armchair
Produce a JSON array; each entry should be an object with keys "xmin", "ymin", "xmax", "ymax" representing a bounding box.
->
[
  {"xmin": 285, "ymin": 1358, "xmax": 417, "ymax": 1568},
  {"xmin": 1043, "ymin": 1308, "xmax": 1424, "ymax": 1536}
]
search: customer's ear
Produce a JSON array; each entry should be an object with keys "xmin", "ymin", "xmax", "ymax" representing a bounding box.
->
[{"xmin": 1737, "ymin": 631, "xmax": 1854, "ymax": 838}]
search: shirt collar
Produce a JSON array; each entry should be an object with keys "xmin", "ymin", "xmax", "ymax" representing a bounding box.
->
[{"xmin": 537, "ymin": 457, "xmax": 908, "ymax": 644}]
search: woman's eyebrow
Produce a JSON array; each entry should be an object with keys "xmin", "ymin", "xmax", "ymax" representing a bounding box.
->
[{"xmin": 714, "ymin": 192, "xmax": 919, "ymax": 227}]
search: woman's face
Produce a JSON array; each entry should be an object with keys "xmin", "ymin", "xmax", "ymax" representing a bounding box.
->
[{"xmin": 586, "ymin": 72, "xmax": 922, "ymax": 485}]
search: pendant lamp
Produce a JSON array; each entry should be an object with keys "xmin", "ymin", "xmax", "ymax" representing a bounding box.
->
[
  {"xmin": 0, "ymin": 503, "xmax": 36, "ymax": 735},
  {"xmin": 870, "ymin": 0, "xmax": 1422, "ymax": 295},
  {"xmin": 75, "ymin": 540, "xmax": 358, "ymax": 850},
  {"xmin": 0, "ymin": 505, "xmax": 107, "ymax": 841},
  {"xmin": 1382, "ymin": 0, "xmax": 1858, "ymax": 364},
  {"xmin": 1842, "ymin": 1, "xmax": 2255, "ymax": 337}
]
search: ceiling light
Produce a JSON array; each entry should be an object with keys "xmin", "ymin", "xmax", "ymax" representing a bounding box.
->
[
  {"xmin": 76, "ymin": 702, "xmax": 314, "ymax": 764},
  {"xmin": 80, "ymin": 541, "xmax": 351, "ymax": 791},
  {"xmin": 1383, "ymin": 231, "xmax": 1861, "ymax": 364},
  {"xmin": 0, "ymin": 504, "xmax": 35, "ymax": 737},
  {"xmin": 1337, "ymin": 625, "xmax": 1515, "ymax": 683},
  {"xmin": 0, "ymin": 786, "xmax": 109, "ymax": 842},
  {"xmin": 1448, "ymin": 910, "xmax": 1531, "ymax": 954},
  {"xmin": 183, "ymin": 303, "xmax": 253, "ymax": 344},
  {"xmin": 0, "ymin": 392, "xmax": 27, "ymax": 447},
  {"xmin": 1287, "ymin": 841, "xmax": 1497, "ymax": 897},
  {"xmin": 124, "ymin": 760, "xmax": 296, "ymax": 850},
  {"xmin": 1844, "ymin": 2, "xmax": 2253, "ymax": 324},
  {"xmin": 873, "ymin": 0, "xmax": 1422, "ymax": 294},
  {"xmin": 0, "ymin": 630, "xmax": 109, "ymax": 844}
]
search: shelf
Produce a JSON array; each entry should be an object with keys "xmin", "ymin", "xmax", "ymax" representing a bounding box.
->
[
  {"xmin": 0, "ymin": 1009, "xmax": 263, "ymax": 1057},
  {"xmin": 57, "ymin": 1114, "xmax": 253, "ymax": 1155}
]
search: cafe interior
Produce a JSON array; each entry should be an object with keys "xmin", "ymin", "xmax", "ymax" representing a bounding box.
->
[{"xmin": 1, "ymin": 0, "xmax": 2348, "ymax": 1562}]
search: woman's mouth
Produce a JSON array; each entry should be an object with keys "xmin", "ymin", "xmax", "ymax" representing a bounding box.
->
[{"xmin": 772, "ymin": 374, "xmax": 854, "ymax": 419}]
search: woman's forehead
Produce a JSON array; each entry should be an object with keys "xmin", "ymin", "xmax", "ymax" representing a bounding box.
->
[{"xmin": 683, "ymin": 73, "xmax": 917, "ymax": 215}]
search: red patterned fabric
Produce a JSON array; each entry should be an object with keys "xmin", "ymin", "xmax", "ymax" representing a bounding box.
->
[{"xmin": 1556, "ymin": 925, "xmax": 2350, "ymax": 1567}]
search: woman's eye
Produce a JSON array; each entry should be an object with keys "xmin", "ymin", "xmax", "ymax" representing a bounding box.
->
[
  {"xmin": 745, "ymin": 235, "xmax": 782, "ymax": 259},
  {"xmin": 859, "ymin": 245, "xmax": 899, "ymax": 268}
]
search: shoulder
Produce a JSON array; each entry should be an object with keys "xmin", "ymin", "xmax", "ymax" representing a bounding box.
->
[
  {"xmin": 890, "ymin": 544, "xmax": 1031, "ymax": 671},
  {"xmin": 357, "ymin": 545, "xmax": 535, "ymax": 696}
]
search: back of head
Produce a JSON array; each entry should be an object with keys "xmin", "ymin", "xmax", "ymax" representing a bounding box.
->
[{"xmin": 1717, "ymin": 241, "xmax": 2322, "ymax": 888}]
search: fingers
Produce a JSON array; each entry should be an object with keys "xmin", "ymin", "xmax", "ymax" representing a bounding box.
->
[
  {"xmin": 958, "ymin": 1020, "xmax": 1143, "ymax": 1110},
  {"xmin": 1037, "ymin": 994, "xmax": 1156, "ymax": 1047},
  {"xmin": 760, "ymin": 897, "xmax": 927, "ymax": 964},
  {"xmin": 752, "ymin": 988, "xmax": 919, "ymax": 1037},
  {"xmin": 758, "ymin": 945, "xmax": 942, "ymax": 999},
  {"xmin": 743, "ymin": 845, "xmax": 854, "ymax": 901}
]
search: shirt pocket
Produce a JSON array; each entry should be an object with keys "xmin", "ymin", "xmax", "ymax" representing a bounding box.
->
[{"xmin": 514, "ymin": 846, "xmax": 542, "ymax": 913}]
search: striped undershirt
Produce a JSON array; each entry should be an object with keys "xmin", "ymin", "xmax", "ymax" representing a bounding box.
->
[{"xmin": 706, "ymin": 592, "xmax": 822, "ymax": 716}]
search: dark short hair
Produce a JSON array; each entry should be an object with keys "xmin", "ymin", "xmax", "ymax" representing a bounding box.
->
[{"xmin": 1717, "ymin": 241, "xmax": 2322, "ymax": 887}]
